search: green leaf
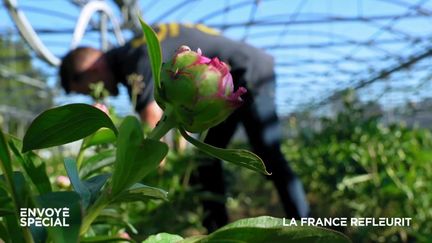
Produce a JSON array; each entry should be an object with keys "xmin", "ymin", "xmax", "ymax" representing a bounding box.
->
[
  {"xmin": 194, "ymin": 216, "xmax": 351, "ymax": 243},
  {"xmin": 4, "ymin": 214, "xmax": 26, "ymax": 243},
  {"xmin": 0, "ymin": 184, "xmax": 13, "ymax": 214},
  {"xmin": 82, "ymin": 174, "xmax": 110, "ymax": 204},
  {"xmin": 29, "ymin": 224, "xmax": 47, "ymax": 243},
  {"xmin": 138, "ymin": 17, "xmax": 162, "ymax": 89},
  {"xmin": 8, "ymin": 140, "xmax": 52, "ymax": 194},
  {"xmin": 22, "ymin": 103, "xmax": 118, "ymax": 152},
  {"xmin": 143, "ymin": 232, "xmax": 183, "ymax": 243},
  {"xmin": 0, "ymin": 127, "xmax": 13, "ymax": 184},
  {"xmin": 0, "ymin": 172, "xmax": 31, "ymax": 208},
  {"xmin": 81, "ymin": 235, "xmax": 134, "ymax": 242},
  {"xmin": 111, "ymin": 116, "xmax": 143, "ymax": 195},
  {"xmin": 1, "ymin": 172, "xmax": 33, "ymax": 243},
  {"xmin": 83, "ymin": 128, "xmax": 117, "ymax": 149},
  {"xmin": 178, "ymin": 236, "xmax": 206, "ymax": 243},
  {"xmin": 64, "ymin": 158, "xmax": 91, "ymax": 208},
  {"xmin": 79, "ymin": 149, "xmax": 115, "ymax": 178},
  {"xmin": 179, "ymin": 129, "xmax": 270, "ymax": 175},
  {"xmin": 111, "ymin": 139, "xmax": 168, "ymax": 196},
  {"xmin": 0, "ymin": 220, "xmax": 11, "ymax": 243},
  {"xmin": 111, "ymin": 116, "xmax": 168, "ymax": 196},
  {"xmin": 113, "ymin": 183, "xmax": 168, "ymax": 203},
  {"xmin": 0, "ymin": 208, "xmax": 14, "ymax": 216},
  {"xmin": 113, "ymin": 116, "xmax": 143, "ymax": 171},
  {"xmin": 36, "ymin": 191, "xmax": 82, "ymax": 243}
]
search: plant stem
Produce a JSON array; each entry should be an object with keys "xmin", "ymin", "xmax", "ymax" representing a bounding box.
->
[
  {"xmin": 76, "ymin": 141, "xmax": 86, "ymax": 169},
  {"xmin": 80, "ymin": 110, "xmax": 175, "ymax": 235},
  {"xmin": 80, "ymin": 191, "xmax": 110, "ymax": 235},
  {"xmin": 147, "ymin": 109, "xmax": 176, "ymax": 140}
]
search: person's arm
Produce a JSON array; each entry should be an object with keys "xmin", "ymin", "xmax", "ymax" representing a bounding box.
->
[{"xmin": 139, "ymin": 100, "xmax": 163, "ymax": 128}]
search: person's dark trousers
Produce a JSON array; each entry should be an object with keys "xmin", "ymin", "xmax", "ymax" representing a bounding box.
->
[{"xmin": 194, "ymin": 73, "xmax": 310, "ymax": 233}]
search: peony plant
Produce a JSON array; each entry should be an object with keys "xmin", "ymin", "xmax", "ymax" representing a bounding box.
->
[{"xmin": 156, "ymin": 45, "xmax": 246, "ymax": 132}]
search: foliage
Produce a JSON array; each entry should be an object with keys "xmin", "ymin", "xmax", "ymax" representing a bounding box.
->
[
  {"xmin": 283, "ymin": 90, "xmax": 432, "ymax": 242},
  {"xmin": 144, "ymin": 216, "xmax": 349, "ymax": 243},
  {"xmin": 0, "ymin": 35, "xmax": 52, "ymax": 136},
  {"xmin": 0, "ymin": 35, "xmax": 51, "ymax": 111},
  {"xmin": 0, "ymin": 19, "xmax": 349, "ymax": 243},
  {"xmin": 0, "ymin": 104, "xmax": 349, "ymax": 242}
]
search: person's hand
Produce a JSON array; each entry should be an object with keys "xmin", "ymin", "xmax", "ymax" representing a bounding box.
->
[
  {"xmin": 140, "ymin": 100, "xmax": 163, "ymax": 128},
  {"xmin": 140, "ymin": 101, "xmax": 169, "ymax": 171}
]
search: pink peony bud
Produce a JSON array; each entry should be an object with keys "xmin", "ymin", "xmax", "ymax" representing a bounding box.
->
[
  {"xmin": 56, "ymin": 175, "xmax": 71, "ymax": 188},
  {"xmin": 157, "ymin": 46, "xmax": 246, "ymax": 132},
  {"xmin": 93, "ymin": 103, "xmax": 109, "ymax": 115},
  {"xmin": 118, "ymin": 232, "xmax": 131, "ymax": 240}
]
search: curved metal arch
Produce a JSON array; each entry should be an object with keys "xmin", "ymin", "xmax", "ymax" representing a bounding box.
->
[
  {"xmin": 71, "ymin": 1, "xmax": 125, "ymax": 50},
  {"xmin": 194, "ymin": 0, "xmax": 280, "ymax": 24},
  {"xmin": 3, "ymin": 0, "xmax": 61, "ymax": 66}
]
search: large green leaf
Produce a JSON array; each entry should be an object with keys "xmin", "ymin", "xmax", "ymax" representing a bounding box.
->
[
  {"xmin": 111, "ymin": 116, "xmax": 168, "ymax": 196},
  {"xmin": 113, "ymin": 183, "xmax": 168, "ymax": 203},
  {"xmin": 0, "ymin": 127, "xmax": 13, "ymax": 185},
  {"xmin": 181, "ymin": 216, "xmax": 351, "ymax": 243},
  {"xmin": 138, "ymin": 18, "xmax": 162, "ymax": 89},
  {"xmin": 178, "ymin": 236, "xmax": 206, "ymax": 243},
  {"xmin": 117, "ymin": 138, "xmax": 168, "ymax": 194},
  {"xmin": 111, "ymin": 116, "xmax": 143, "ymax": 195},
  {"xmin": 79, "ymin": 149, "xmax": 115, "ymax": 178},
  {"xmin": 64, "ymin": 158, "xmax": 91, "ymax": 208},
  {"xmin": 0, "ymin": 220, "xmax": 11, "ymax": 243},
  {"xmin": 36, "ymin": 191, "xmax": 82, "ymax": 243},
  {"xmin": 8, "ymin": 139, "xmax": 52, "ymax": 194},
  {"xmin": 0, "ymin": 184, "xmax": 14, "ymax": 217},
  {"xmin": 29, "ymin": 223, "xmax": 47, "ymax": 243},
  {"xmin": 83, "ymin": 128, "xmax": 117, "ymax": 149},
  {"xmin": 179, "ymin": 129, "xmax": 270, "ymax": 175},
  {"xmin": 22, "ymin": 104, "xmax": 118, "ymax": 152},
  {"xmin": 1, "ymin": 172, "xmax": 33, "ymax": 243},
  {"xmin": 81, "ymin": 235, "xmax": 134, "ymax": 242},
  {"xmin": 4, "ymin": 214, "xmax": 26, "ymax": 243},
  {"xmin": 0, "ymin": 172, "xmax": 31, "ymax": 209},
  {"xmin": 82, "ymin": 174, "xmax": 110, "ymax": 204},
  {"xmin": 143, "ymin": 232, "xmax": 183, "ymax": 243},
  {"xmin": 0, "ymin": 208, "xmax": 14, "ymax": 217}
]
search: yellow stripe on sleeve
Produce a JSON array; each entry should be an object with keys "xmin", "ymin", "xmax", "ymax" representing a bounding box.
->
[
  {"xmin": 169, "ymin": 23, "xmax": 180, "ymax": 37},
  {"xmin": 131, "ymin": 24, "xmax": 168, "ymax": 48},
  {"xmin": 195, "ymin": 24, "xmax": 219, "ymax": 35},
  {"xmin": 156, "ymin": 24, "xmax": 168, "ymax": 42}
]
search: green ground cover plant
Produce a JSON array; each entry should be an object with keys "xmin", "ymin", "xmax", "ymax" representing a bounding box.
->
[{"xmin": 283, "ymin": 91, "xmax": 432, "ymax": 242}]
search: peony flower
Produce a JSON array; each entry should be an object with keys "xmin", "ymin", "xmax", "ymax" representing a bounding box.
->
[
  {"xmin": 156, "ymin": 45, "xmax": 246, "ymax": 132},
  {"xmin": 56, "ymin": 175, "xmax": 71, "ymax": 188},
  {"xmin": 118, "ymin": 232, "xmax": 131, "ymax": 240}
]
